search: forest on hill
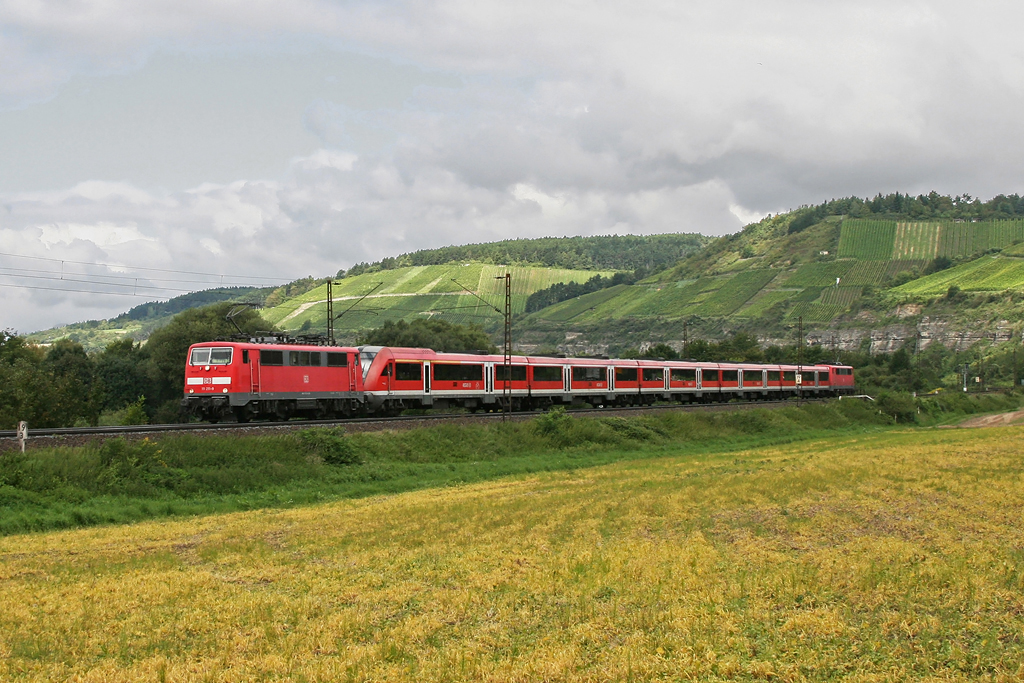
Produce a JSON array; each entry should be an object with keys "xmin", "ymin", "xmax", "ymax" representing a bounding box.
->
[{"xmin": 341, "ymin": 233, "xmax": 710, "ymax": 277}]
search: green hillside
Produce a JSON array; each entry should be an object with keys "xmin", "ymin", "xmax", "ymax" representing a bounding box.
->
[
  {"xmin": 523, "ymin": 212, "xmax": 1024, "ymax": 348},
  {"xmin": 893, "ymin": 255, "xmax": 1024, "ymax": 296},
  {"xmin": 264, "ymin": 263, "xmax": 616, "ymax": 337}
]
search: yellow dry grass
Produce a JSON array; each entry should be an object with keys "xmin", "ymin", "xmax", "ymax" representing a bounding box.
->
[{"xmin": 2, "ymin": 426, "xmax": 1024, "ymax": 681}]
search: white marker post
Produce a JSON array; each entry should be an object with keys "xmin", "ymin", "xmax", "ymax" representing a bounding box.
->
[{"xmin": 17, "ymin": 421, "xmax": 28, "ymax": 453}]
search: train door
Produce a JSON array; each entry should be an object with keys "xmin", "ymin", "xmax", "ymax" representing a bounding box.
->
[
  {"xmin": 563, "ymin": 365, "xmax": 570, "ymax": 393},
  {"xmin": 386, "ymin": 361, "xmax": 394, "ymax": 396},
  {"xmin": 485, "ymin": 363, "xmax": 493, "ymax": 394},
  {"xmin": 424, "ymin": 362, "xmax": 431, "ymax": 394},
  {"xmin": 608, "ymin": 367, "xmax": 615, "ymax": 391},
  {"xmin": 248, "ymin": 349, "xmax": 260, "ymax": 395}
]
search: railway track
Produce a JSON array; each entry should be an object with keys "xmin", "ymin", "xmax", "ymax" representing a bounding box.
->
[{"xmin": 0, "ymin": 397, "xmax": 829, "ymax": 445}]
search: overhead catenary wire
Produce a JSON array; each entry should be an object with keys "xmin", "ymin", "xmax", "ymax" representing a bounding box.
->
[{"xmin": 0, "ymin": 251, "xmax": 284, "ymax": 282}]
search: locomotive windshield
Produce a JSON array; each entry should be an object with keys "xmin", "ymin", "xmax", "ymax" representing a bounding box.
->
[{"xmin": 190, "ymin": 347, "xmax": 233, "ymax": 365}]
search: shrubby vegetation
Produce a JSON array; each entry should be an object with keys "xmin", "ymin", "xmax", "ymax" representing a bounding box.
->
[
  {"xmin": 358, "ymin": 319, "xmax": 497, "ymax": 353},
  {"xmin": 0, "ymin": 303, "xmax": 272, "ymax": 429},
  {"xmin": 524, "ymin": 272, "xmax": 636, "ymax": 313},
  {"xmin": 1, "ymin": 392, "xmax": 1016, "ymax": 535},
  {"xmin": 340, "ymin": 234, "xmax": 708, "ymax": 278}
]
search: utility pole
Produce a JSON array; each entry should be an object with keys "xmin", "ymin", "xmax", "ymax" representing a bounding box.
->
[
  {"xmin": 494, "ymin": 272, "xmax": 512, "ymax": 420},
  {"xmin": 326, "ymin": 279, "xmax": 335, "ymax": 346},
  {"xmin": 1014, "ymin": 346, "xmax": 1019, "ymax": 390},
  {"xmin": 797, "ymin": 316, "xmax": 804, "ymax": 402},
  {"xmin": 683, "ymin": 320, "xmax": 689, "ymax": 359}
]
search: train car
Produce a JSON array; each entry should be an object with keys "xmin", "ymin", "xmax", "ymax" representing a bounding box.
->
[
  {"xmin": 183, "ymin": 341, "xmax": 857, "ymax": 422},
  {"xmin": 182, "ymin": 341, "xmax": 363, "ymax": 422}
]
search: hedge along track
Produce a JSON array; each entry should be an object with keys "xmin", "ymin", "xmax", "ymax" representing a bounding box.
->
[{"xmin": 0, "ymin": 398, "xmax": 831, "ymax": 453}]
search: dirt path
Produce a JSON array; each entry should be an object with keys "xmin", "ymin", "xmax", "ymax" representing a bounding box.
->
[{"xmin": 956, "ymin": 408, "xmax": 1024, "ymax": 428}]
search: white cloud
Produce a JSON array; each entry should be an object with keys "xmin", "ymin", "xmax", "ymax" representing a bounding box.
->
[{"xmin": 3, "ymin": 0, "xmax": 1024, "ymax": 332}]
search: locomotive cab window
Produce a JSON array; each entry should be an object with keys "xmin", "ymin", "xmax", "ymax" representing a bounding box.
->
[
  {"xmin": 642, "ymin": 368, "xmax": 663, "ymax": 382},
  {"xmin": 396, "ymin": 362, "xmax": 422, "ymax": 381},
  {"xmin": 571, "ymin": 366, "xmax": 604, "ymax": 382},
  {"xmin": 433, "ymin": 364, "xmax": 483, "ymax": 381},
  {"xmin": 261, "ymin": 350, "xmax": 284, "ymax": 366},
  {"xmin": 721, "ymin": 370, "xmax": 738, "ymax": 382},
  {"xmin": 615, "ymin": 367, "xmax": 638, "ymax": 382},
  {"xmin": 532, "ymin": 366, "xmax": 562, "ymax": 382},
  {"xmin": 834, "ymin": 368, "xmax": 853, "ymax": 376},
  {"xmin": 327, "ymin": 353, "xmax": 348, "ymax": 367},
  {"xmin": 190, "ymin": 347, "xmax": 233, "ymax": 365},
  {"xmin": 671, "ymin": 368, "xmax": 696, "ymax": 382}
]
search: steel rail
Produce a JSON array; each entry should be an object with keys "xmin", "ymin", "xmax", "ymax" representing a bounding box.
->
[{"xmin": 0, "ymin": 398, "xmax": 830, "ymax": 440}]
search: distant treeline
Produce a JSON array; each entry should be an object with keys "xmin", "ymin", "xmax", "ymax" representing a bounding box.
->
[
  {"xmin": 788, "ymin": 192, "xmax": 1024, "ymax": 234},
  {"xmin": 113, "ymin": 287, "xmax": 267, "ymax": 323},
  {"xmin": 525, "ymin": 272, "xmax": 635, "ymax": 313},
  {"xmin": 1, "ymin": 304, "xmax": 271, "ymax": 429},
  {"xmin": 340, "ymin": 234, "xmax": 709, "ymax": 278}
]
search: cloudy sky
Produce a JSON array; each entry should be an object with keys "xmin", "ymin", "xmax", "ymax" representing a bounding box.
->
[{"xmin": 2, "ymin": 0, "xmax": 1023, "ymax": 332}]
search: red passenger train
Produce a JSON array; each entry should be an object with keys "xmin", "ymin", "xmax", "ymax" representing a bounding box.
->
[{"xmin": 182, "ymin": 340, "xmax": 856, "ymax": 422}]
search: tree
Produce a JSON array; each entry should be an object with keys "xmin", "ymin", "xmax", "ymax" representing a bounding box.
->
[
  {"xmin": 95, "ymin": 339, "xmax": 151, "ymax": 411},
  {"xmin": 144, "ymin": 303, "xmax": 273, "ymax": 407},
  {"xmin": 43, "ymin": 339, "xmax": 99, "ymax": 426},
  {"xmin": 359, "ymin": 319, "xmax": 497, "ymax": 353}
]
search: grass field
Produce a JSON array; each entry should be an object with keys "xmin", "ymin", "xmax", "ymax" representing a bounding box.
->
[
  {"xmin": 895, "ymin": 255, "xmax": 1024, "ymax": 296},
  {"xmin": 784, "ymin": 262, "xmax": 854, "ymax": 288},
  {"xmin": 837, "ymin": 220, "xmax": 897, "ymax": 260},
  {"xmin": 893, "ymin": 222, "xmax": 941, "ymax": 260},
  {"xmin": 263, "ymin": 264, "xmax": 613, "ymax": 333},
  {"xmin": 3, "ymin": 422, "xmax": 1024, "ymax": 681}
]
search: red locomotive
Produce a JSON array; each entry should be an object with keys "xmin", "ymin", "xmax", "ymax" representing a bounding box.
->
[{"xmin": 182, "ymin": 340, "xmax": 856, "ymax": 422}]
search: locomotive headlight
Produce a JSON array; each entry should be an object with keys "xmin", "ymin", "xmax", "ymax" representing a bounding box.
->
[
  {"xmin": 189, "ymin": 389, "xmax": 194, "ymax": 394},
  {"xmin": 222, "ymin": 388, "xmax": 229, "ymax": 393}
]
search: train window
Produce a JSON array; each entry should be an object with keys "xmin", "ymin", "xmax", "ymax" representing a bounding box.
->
[
  {"xmin": 309, "ymin": 352, "xmax": 322, "ymax": 367},
  {"xmin": 615, "ymin": 367, "xmax": 638, "ymax": 382},
  {"xmin": 671, "ymin": 368, "xmax": 696, "ymax": 382},
  {"xmin": 242, "ymin": 350, "xmax": 249, "ymax": 364},
  {"xmin": 819, "ymin": 371, "xmax": 829, "ymax": 382},
  {"xmin": 434, "ymin": 364, "xmax": 483, "ymax": 381},
  {"xmin": 642, "ymin": 368, "xmax": 663, "ymax": 382},
  {"xmin": 327, "ymin": 353, "xmax": 348, "ymax": 367},
  {"xmin": 571, "ymin": 366, "xmax": 604, "ymax": 382},
  {"xmin": 261, "ymin": 350, "xmax": 284, "ymax": 366},
  {"xmin": 190, "ymin": 347, "xmax": 233, "ymax": 365},
  {"xmin": 289, "ymin": 351, "xmax": 312, "ymax": 366},
  {"xmin": 532, "ymin": 366, "xmax": 562, "ymax": 382},
  {"xmin": 743, "ymin": 370, "xmax": 762, "ymax": 385},
  {"xmin": 721, "ymin": 370, "xmax": 738, "ymax": 382},
  {"xmin": 783, "ymin": 371, "xmax": 796, "ymax": 381},
  {"xmin": 210, "ymin": 348, "xmax": 232, "ymax": 365},
  {"xmin": 834, "ymin": 368, "xmax": 852, "ymax": 375},
  {"xmin": 702, "ymin": 369, "xmax": 719, "ymax": 382},
  {"xmin": 359, "ymin": 350, "xmax": 377, "ymax": 379},
  {"xmin": 496, "ymin": 365, "xmax": 527, "ymax": 381},
  {"xmin": 396, "ymin": 362, "xmax": 422, "ymax": 381},
  {"xmin": 767, "ymin": 371, "xmax": 780, "ymax": 381}
]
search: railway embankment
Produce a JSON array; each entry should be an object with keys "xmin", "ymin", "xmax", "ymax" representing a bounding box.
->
[{"xmin": 0, "ymin": 392, "xmax": 1019, "ymax": 536}]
